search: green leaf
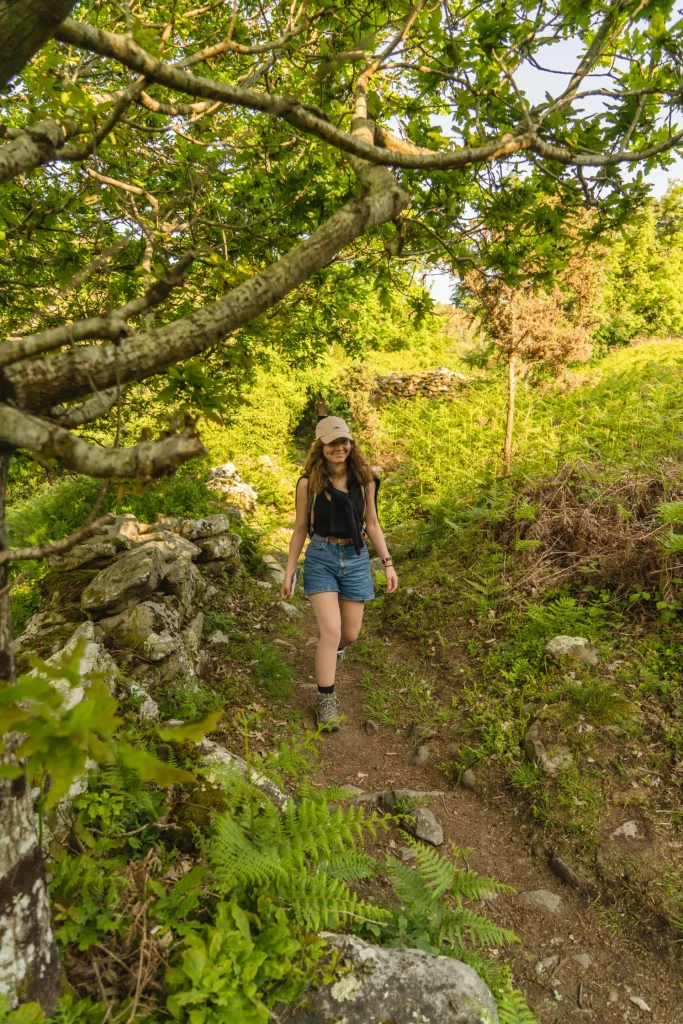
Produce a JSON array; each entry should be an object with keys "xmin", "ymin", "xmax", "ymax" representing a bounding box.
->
[
  {"xmin": 118, "ymin": 743, "xmax": 195, "ymax": 786},
  {"xmin": 156, "ymin": 711, "xmax": 223, "ymax": 743}
]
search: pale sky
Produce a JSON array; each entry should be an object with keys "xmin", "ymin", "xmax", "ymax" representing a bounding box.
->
[{"xmin": 426, "ymin": 39, "xmax": 683, "ymax": 303}]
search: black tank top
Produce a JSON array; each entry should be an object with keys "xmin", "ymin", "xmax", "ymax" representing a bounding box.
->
[{"xmin": 303, "ymin": 473, "xmax": 367, "ymax": 538}]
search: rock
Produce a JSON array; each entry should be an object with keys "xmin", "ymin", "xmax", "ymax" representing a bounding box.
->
[
  {"xmin": 398, "ymin": 847, "xmax": 418, "ymax": 863},
  {"xmin": 461, "ymin": 769, "xmax": 478, "ymax": 792},
  {"xmin": 545, "ymin": 635, "xmax": 599, "ymax": 667},
  {"xmin": 278, "ymin": 601, "xmax": 304, "ymax": 619},
  {"xmin": 629, "ymin": 996, "xmax": 652, "ymax": 1013},
  {"xmin": 194, "ymin": 532, "xmax": 241, "ymax": 563},
  {"xmin": 179, "ymin": 514, "xmax": 233, "ymax": 540},
  {"xmin": 157, "ymin": 644, "xmax": 196, "ymax": 683},
  {"xmin": 128, "ymin": 682, "xmax": 158, "ymax": 720},
  {"xmin": 101, "ymin": 514, "xmax": 141, "ymax": 545},
  {"xmin": 571, "ymin": 953, "xmax": 592, "ymax": 969},
  {"xmin": 37, "ymin": 621, "xmax": 117, "ymax": 709},
  {"xmin": 206, "ymin": 463, "xmax": 257, "ymax": 510},
  {"xmin": 611, "ymin": 820, "xmax": 640, "ymax": 840},
  {"xmin": 518, "ymin": 889, "xmax": 563, "ymax": 915},
  {"xmin": 255, "ymin": 580, "xmax": 272, "ymax": 589},
  {"xmin": 535, "ymin": 955, "xmax": 560, "ymax": 975},
  {"xmin": 197, "ymin": 738, "xmax": 289, "ymax": 811},
  {"xmin": 381, "ymin": 789, "xmax": 445, "ymax": 811},
  {"xmin": 524, "ymin": 723, "xmax": 573, "ymax": 775},
  {"xmin": 402, "ymin": 807, "xmax": 444, "ymax": 847},
  {"xmin": 285, "ymin": 933, "xmax": 498, "ymax": 1024},
  {"xmin": 263, "ymin": 554, "xmax": 286, "ymax": 583},
  {"xmin": 100, "ymin": 601, "xmax": 182, "ymax": 662},
  {"xmin": 608, "ymin": 990, "xmax": 619, "ymax": 1003},
  {"xmin": 548, "ymin": 856, "xmax": 590, "ymax": 893},
  {"xmin": 364, "ymin": 719, "xmax": 379, "ymax": 735},
  {"xmin": 182, "ymin": 611, "xmax": 204, "ymax": 660},
  {"xmin": 209, "ymin": 630, "xmax": 230, "ymax": 645},
  {"xmin": 48, "ymin": 540, "xmax": 117, "ymax": 571},
  {"xmin": 161, "ymin": 557, "xmax": 200, "ymax": 618},
  {"xmin": 133, "ymin": 531, "xmax": 200, "ymax": 562},
  {"xmin": 407, "ymin": 723, "xmax": 438, "ymax": 744},
  {"xmin": 408, "ymin": 744, "xmax": 431, "ymax": 766},
  {"xmin": 81, "ymin": 546, "xmax": 166, "ymax": 618}
]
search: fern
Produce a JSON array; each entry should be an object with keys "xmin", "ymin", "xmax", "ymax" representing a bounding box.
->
[{"xmin": 496, "ymin": 986, "xmax": 539, "ymax": 1024}]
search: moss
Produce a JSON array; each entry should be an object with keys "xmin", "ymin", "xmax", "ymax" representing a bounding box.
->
[{"xmin": 39, "ymin": 568, "xmax": 100, "ymax": 607}]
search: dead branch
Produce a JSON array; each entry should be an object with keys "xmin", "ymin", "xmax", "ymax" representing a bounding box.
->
[{"xmin": 0, "ymin": 514, "xmax": 116, "ymax": 563}]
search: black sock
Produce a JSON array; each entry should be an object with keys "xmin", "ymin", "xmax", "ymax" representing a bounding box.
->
[{"xmin": 318, "ymin": 684, "xmax": 335, "ymax": 694}]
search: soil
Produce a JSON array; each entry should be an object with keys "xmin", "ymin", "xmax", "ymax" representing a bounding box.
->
[{"xmin": 274, "ymin": 605, "xmax": 683, "ymax": 1024}]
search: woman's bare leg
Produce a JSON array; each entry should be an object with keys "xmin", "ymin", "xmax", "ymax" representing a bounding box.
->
[
  {"xmin": 309, "ymin": 592, "xmax": 342, "ymax": 688},
  {"xmin": 339, "ymin": 599, "xmax": 365, "ymax": 649}
]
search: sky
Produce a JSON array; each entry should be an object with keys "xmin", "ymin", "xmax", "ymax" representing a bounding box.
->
[{"xmin": 426, "ymin": 39, "xmax": 683, "ymax": 303}]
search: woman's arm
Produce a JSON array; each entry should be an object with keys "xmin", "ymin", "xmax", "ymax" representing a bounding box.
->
[
  {"xmin": 364, "ymin": 479, "xmax": 398, "ymax": 594},
  {"xmin": 281, "ymin": 477, "xmax": 310, "ymax": 599}
]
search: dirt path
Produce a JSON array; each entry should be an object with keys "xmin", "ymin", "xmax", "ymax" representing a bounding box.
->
[{"xmin": 274, "ymin": 605, "xmax": 683, "ymax": 1024}]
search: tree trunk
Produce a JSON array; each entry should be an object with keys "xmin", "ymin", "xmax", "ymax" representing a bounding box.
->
[
  {"xmin": 0, "ymin": 449, "xmax": 61, "ymax": 1013},
  {"xmin": 503, "ymin": 353, "xmax": 517, "ymax": 474},
  {"xmin": 0, "ymin": 0, "xmax": 78, "ymax": 88}
]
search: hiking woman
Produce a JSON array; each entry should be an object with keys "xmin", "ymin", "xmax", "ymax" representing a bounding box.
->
[{"xmin": 281, "ymin": 416, "xmax": 398, "ymax": 730}]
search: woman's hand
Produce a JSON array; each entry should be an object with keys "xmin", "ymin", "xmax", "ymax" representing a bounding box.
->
[
  {"xmin": 281, "ymin": 571, "xmax": 296, "ymax": 600},
  {"xmin": 385, "ymin": 565, "xmax": 398, "ymax": 594}
]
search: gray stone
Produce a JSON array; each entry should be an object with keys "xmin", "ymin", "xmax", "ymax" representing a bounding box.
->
[
  {"xmin": 408, "ymin": 744, "xmax": 431, "ymax": 766},
  {"xmin": 364, "ymin": 718, "xmax": 379, "ymax": 734},
  {"xmin": 101, "ymin": 514, "xmax": 140, "ymax": 546},
  {"xmin": 608, "ymin": 990, "xmax": 619, "ymax": 1004},
  {"xmin": 133, "ymin": 530, "xmax": 200, "ymax": 561},
  {"xmin": 255, "ymin": 579, "xmax": 273, "ymax": 589},
  {"xmin": 37, "ymin": 621, "xmax": 117, "ymax": 709},
  {"xmin": 278, "ymin": 600, "xmax": 304, "ymax": 619},
  {"xmin": 407, "ymin": 723, "xmax": 438, "ymax": 744},
  {"xmin": 571, "ymin": 953, "xmax": 592, "ymax": 969},
  {"xmin": 285, "ymin": 933, "xmax": 498, "ymax": 1024},
  {"xmin": 209, "ymin": 630, "xmax": 230, "ymax": 645},
  {"xmin": 128, "ymin": 682, "xmax": 159, "ymax": 720},
  {"xmin": 194, "ymin": 532, "xmax": 241, "ymax": 562},
  {"xmin": 548, "ymin": 856, "xmax": 590, "ymax": 893},
  {"xmin": 206, "ymin": 463, "xmax": 258, "ymax": 510},
  {"xmin": 262, "ymin": 554, "xmax": 286, "ymax": 583},
  {"xmin": 518, "ymin": 889, "xmax": 563, "ymax": 914},
  {"xmin": 402, "ymin": 806, "xmax": 444, "ymax": 847},
  {"xmin": 545, "ymin": 635, "xmax": 599, "ymax": 667},
  {"xmin": 611, "ymin": 820, "xmax": 640, "ymax": 840},
  {"xmin": 99, "ymin": 601, "xmax": 182, "ymax": 662},
  {"xmin": 461, "ymin": 769, "xmax": 478, "ymax": 792},
  {"xmin": 524, "ymin": 723, "xmax": 573, "ymax": 775},
  {"xmin": 157, "ymin": 644, "xmax": 196, "ymax": 682},
  {"xmin": 81, "ymin": 546, "xmax": 166, "ymax": 618},
  {"xmin": 161, "ymin": 557, "xmax": 200, "ymax": 618},
  {"xmin": 629, "ymin": 996, "xmax": 652, "ymax": 1014},
  {"xmin": 179, "ymin": 514, "xmax": 232, "ymax": 540},
  {"xmin": 197, "ymin": 738, "xmax": 289, "ymax": 811},
  {"xmin": 182, "ymin": 611, "xmax": 204, "ymax": 660},
  {"xmin": 398, "ymin": 847, "xmax": 419, "ymax": 862},
  {"xmin": 535, "ymin": 955, "xmax": 560, "ymax": 975},
  {"xmin": 48, "ymin": 540, "xmax": 117, "ymax": 571}
]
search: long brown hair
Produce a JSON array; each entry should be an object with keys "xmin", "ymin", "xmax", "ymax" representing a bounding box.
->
[{"xmin": 302, "ymin": 438, "xmax": 373, "ymax": 495}]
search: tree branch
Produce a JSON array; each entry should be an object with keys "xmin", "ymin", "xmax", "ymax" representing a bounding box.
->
[
  {"xmin": 0, "ymin": 0, "xmax": 77, "ymax": 88},
  {"xmin": 0, "ymin": 406, "xmax": 207, "ymax": 478},
  {"xmin": 0, "ymin": 120, "xmax": 64, "ymax": 185},
  {"xmin": 48, "ymin": 388, "xmax": 120, "ymax": 428},
  {"xmin": 0, "ymin": 513, "xmax": 115, "ymax": 563},
  {"xmin": 2, "ymin": 170, "xmax": 409, "ymax": 411},
  {"xmin": 0, "ymin": 251, "xmax": 195, "ymax": 368}
]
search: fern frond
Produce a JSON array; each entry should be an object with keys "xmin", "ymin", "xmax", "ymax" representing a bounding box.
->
[
  {"xmin": 410, "ymin": 842, "xmax": 456, "ymax": 900},
  {"xmin": 209, "ymin": 813, "xmax": 286, "ymax": 892},
  {"xmin": 384, "ymin": 856, "xmax": 434, "ymax": 915},
  {"xmin": 439, "ymin": 907, "xmax": 519, "ymax": 950},
  {"xmin": 277, "ymin": 872, "xmax": 390, "ymax": 931},
  {"xmin": 450, "ymin": 866, "xmax": 516, "ymax": 905},
  {"xmin": 496, "ymin": 987, "xmax": 538, "ymax": 1024},
  {"xmin": 319, "ymin": 851, "xmax": 377, "ymax": 882}
]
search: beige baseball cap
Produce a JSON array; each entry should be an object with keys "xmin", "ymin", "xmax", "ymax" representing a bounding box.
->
[{"xmin": 315, "ymin": 416, "xmax": 353, "ymax": 445}]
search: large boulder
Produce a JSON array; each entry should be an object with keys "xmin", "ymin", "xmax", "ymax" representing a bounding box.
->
[
  {"xmin": 194, "ymin": 532, "xmax": 241, "ymax": 563},
  {"xmin": 81, "ymin": 547, "xmax": 166, "ymax": 618},
  {"xmin": 99, "ymin": 601, "xmax": 182, "ymax": 662},
  {"xmin": 206, "ymin": 462, "xmax": 257, "ymax": 511},
  {"xmin": 196, "ymin": 737, "xmax": 289, "ymax": 811},
  {"xmin": 36, "ymin": 621, "xmax": 118, "ymax": 710},
  {"xmin": 48, "ymin": 540, "xmax": 117, "ymax": 572},
  {"xmin": 286, "ymin": 934, "xmax": 498, "ymax": 1024},
  {"xmin": 132, "ymin": 530, "xmax": 200, "ymax": 562},
  {"xmin": 179, "ymin": 514, "xmax": 234, "ymax": 541},
  {"xmin": 160, "ymin": 557, "xmax": 201, "ymax": 619}
]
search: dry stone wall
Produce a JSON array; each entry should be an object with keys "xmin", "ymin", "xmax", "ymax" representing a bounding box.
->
[{"xmin": 14, "ymin": 511, "xmax": 243, "ymax": 717}]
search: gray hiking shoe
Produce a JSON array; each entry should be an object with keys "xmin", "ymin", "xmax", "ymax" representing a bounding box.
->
[{"xmin": 316, "ymin": 691, "xmax": 341, "ymax": 731}]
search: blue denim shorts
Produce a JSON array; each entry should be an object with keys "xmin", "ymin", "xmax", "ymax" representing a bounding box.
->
[{"xmin": 303, "ymin": 535, "xmax": 375, "ymax": 601}]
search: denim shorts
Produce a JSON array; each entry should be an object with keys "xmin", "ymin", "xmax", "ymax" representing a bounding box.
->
[{"xmin": 303, "ymin": 534, "xmax": 375, "ymax": 601}]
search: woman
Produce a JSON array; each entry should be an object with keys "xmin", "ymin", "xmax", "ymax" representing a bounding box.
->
[{"xmin": 281, "ymin": 415, "xmax": 398, "ymax": 730}]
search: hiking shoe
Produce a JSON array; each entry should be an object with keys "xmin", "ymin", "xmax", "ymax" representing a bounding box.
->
[
  {"xmin": 316, "ymin": 691, "xmax": 341, "ymax": 731},
  {"xmin": 336, "ymin": 647, "xmax": 346, "ymax": 669}
]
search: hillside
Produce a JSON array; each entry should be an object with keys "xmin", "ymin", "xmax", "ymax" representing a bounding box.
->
[{"xmin": 5, "ymin": 333, "xmax": 683, "ymax": 1023}]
